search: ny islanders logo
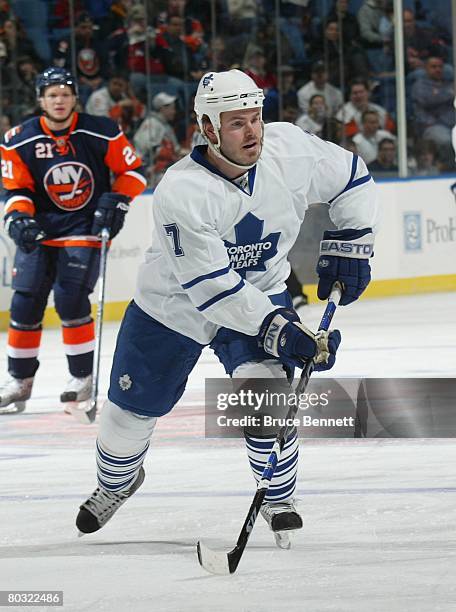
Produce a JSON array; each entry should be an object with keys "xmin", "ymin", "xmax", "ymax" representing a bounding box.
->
[
  {"xmin": 224, "ymin": 213, "xmax": 280, "ymax": 278},
  {"xmin": 44, "ymin": 162, "xmax": 95, "ymax": 211}
]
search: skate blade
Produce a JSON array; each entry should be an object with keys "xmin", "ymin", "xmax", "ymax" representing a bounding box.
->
[
  {"xmin": 0, "ymin": 401, "xmax": 26, "ymax": 415},
  {"xmin": 273, "ymin": 531, "xmax": 291, "ymax": 550},
  {"xmin": 68, "ymin": 400, "xmax": 97, "ymax": 424}
]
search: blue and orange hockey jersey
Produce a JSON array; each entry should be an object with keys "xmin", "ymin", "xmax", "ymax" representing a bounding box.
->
[{"xmin": 1, "ymin": 113, "xmax": 147, "ymax": 243}]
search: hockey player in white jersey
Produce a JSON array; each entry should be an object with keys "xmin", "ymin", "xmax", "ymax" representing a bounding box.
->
[{"xmin": 76, "ymin": 70, "xmax": 380, "ymax": 545}]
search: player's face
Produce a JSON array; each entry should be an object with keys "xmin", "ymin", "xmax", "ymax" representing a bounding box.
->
[
  {"xmin": 40, "ymin": 84, "xmax": 77, "ymax": 124},
  {"xmin": 219, "ymin": 108, "xmax": 263, "ymax": 167}
]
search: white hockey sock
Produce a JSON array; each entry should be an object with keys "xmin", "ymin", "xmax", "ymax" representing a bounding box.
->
[
  {"xmin": 244, "ymin": 430, "xmax": 299, "ymax": 503},
  {"xmin": 232, "ymin": 360, "xmax": 298, "ymax": 503},
  {"xmin": 96, "ymin": 400, "xmax": 157, "ymax": 492}
]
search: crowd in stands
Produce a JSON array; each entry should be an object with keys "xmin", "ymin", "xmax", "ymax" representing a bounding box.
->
[{"xmin": 0, "ymin": 0, "xmax": 454, "ymax": 186}]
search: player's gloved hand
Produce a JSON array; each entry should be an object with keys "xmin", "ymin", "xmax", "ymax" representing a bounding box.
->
[
  {"xmin": 5, "ymin": 212, "xmax": 46, "ymax": 254},
  {"xmin": 92, "ymin": 192, "xmax": 130, "ymax": 239},
  {"xmin": 258, "ymin": 308, "xmax": 341, "ymax": 371},
  {"xmin": 316, "ymin": 228, "xmax": 374, "ymax": 306}
]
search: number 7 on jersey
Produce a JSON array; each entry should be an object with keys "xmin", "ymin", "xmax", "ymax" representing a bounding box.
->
[{"xmin": 164, "ymin": 223, "xmax": 185, "ymax": 257}]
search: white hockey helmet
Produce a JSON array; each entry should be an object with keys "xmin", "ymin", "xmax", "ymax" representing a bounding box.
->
[{"xmin": 194, "ymin": 70, "xmax": 264, "ymax": 170}]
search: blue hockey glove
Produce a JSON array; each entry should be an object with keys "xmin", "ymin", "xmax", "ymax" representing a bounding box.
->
[
  {"xmin": 92, "ymin": 192, "xmax": 130, "ymax": 239},
  {"xmin": 316, "ymin": 228, "xmax": 373, "ymax": 306},
  {"xmin": 5, "ymin": 211, "xmax": 46, "ymax": 254},
  {"xmin": 259, "ymin": 308, "xmax": 341, "ymax": 371}
]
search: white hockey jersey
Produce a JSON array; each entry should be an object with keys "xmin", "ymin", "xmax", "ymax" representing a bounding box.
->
[{"xmin": 134, "ymin": 122, "xmax": 380, "ymax": 345}]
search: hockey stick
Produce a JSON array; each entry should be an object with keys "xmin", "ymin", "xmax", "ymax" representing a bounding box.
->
[
  {"xmin": 71, "ymin": 228, "xmax": 110, "ymax": 424},
  {"xmin": 197, "ymin": 283, "xmax": 342, "ymax": 575}
]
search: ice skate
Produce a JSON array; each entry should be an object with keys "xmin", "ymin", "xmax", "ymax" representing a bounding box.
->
[
  {"xmin": 60, "ymin": 375, "xmax": 92, "ymax": 416},
  {"xmin": 76, "ymin": 467, "xmax": 145, "ymax": 534},
  {"xmin": 260, "ymin": 499, "xmax": 303, "ymax": 549},
  {"xmin": 0, "ymin": 376, "xmax": 34, "ymax": 414},
  {"xmin": 60, "ymin": 375, "xmax": 92, "ymax": 403}
]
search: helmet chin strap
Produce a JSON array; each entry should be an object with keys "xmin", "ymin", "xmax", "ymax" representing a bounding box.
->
[{"xmin": 204, "ymin": 123, "xmax": 264, "ymax": 172}]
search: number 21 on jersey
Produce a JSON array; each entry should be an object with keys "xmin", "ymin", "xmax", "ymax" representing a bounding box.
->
[{"xmin": 1, "ymin": 159, "xmax": 13, "ymax": 179}]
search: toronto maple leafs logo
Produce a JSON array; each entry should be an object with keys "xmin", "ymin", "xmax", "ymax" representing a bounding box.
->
[
  {"xmin": 224, "ymin": 213, "xmax": 280, "ymax": 278},
  {"xmin": 202, "ymin": 73, "xmax": 214, "ymax": 88},
  {"xmin": 119, "ymin": 374, "xmax": 132, "ymax": 391}
]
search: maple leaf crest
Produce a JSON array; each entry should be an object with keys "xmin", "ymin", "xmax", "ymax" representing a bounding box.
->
[{"xmin": 224, "ymin": 212, "xmax": 280, "ymax": 279}]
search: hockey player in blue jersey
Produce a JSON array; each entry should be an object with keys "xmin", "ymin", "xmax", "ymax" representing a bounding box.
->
[
  {"xmin": 0, "ymin": 67, "xmax": 146, "ymax": 415},
  {"xmin": 76, "ymin": 70, "xmax": 380, "ymax": 544}
]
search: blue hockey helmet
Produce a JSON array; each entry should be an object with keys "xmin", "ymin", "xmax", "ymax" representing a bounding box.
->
[{"xmin": 35, "ymin": 67, "xmax": 78, "ymax": 99}]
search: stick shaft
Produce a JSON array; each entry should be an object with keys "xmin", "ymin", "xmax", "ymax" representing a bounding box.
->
[
  {"xmin": 90, "ymin": 228, "xmax": 110, "ymax": 413},
  {"xmin": 226, "ymin": 284, "xmax": 342, "ymax": 572}
]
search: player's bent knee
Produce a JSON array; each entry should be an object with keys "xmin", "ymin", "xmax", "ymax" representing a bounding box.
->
[
  {"xmin": 11, "ymin": 291, "xmax": 48, "ymax": 325},
  {"xmin": 98, "ymin": 400, "xmax": 157, "ymax": 455},
  {"xmin": 232, "ymin": 360, "xmax": 293, "ymax": 438}
]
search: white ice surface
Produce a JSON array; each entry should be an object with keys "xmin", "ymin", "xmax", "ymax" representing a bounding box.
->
[{"xmin": 0, "ymin": 293, "xmax": 455, "ymax": 612}]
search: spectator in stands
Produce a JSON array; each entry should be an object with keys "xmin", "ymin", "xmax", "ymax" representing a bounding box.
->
[
  {"xmin": 183, "ymin": 0, "xmax": 227, "ymax": 37},
  {"xmin": 326, "ymin": 0, "xmax": 361, "ymax": 46},
  {"xmin": 0, "ymin": 16, "xmax": 41, "ymax": 67},
  {"xmin": 326, "ymin": 0, "xmax": 370, "ymax": 78},
  {"xmin": 108, "ymin": 4, "xmax": 168, "ymax": 99},
  {"xmin": 336, "ymin": 78, "xmax": 395, "ymax": 137},
  {"xmin": 155, "ymin": 14, "xmax": 201, "ymax": 82},
  {"xmin": 367, "ymin": 137, "xmax": 398, "ymax": 176},
  {"xmin": 53, "ymin": 12, "xmax": 107, "ymax": 104},
  {"xmin": 310, "ymin": 19, "xmax": 368, "ymax": 87},
  {"xmin": 156, "ymin": 10, "xmax": 209, "ymax": 116},
  {"xmin": 86, "ymin": 74, "xmax": 129, "ymax": 116},
  {"xmin": 206, "ymin": 35, "xmax": 235, "ymax": 73},
  {"xmin": 273, "ymin": 0, "xmax": 309, "ymax": 69},
  {"xmin": 263, "ymin": 65, "xmax": 298, "ymax": 122},
  {"xmin": 53, "ymin": 0, "xmax": 85, "ymax": 29},
  {"xmin": 403, "ymin": 9, "xmax": 448, "ymax": 75},
  {"xmin": 296, "ymin": 94, "xmax": 328, "ymax": 137},
  {"xmin": 411, "ymin": 56, "xmax": 455, "ymax": 150},
  {"xmin": 85, "ymin": 0, "xmax": 117, "ymax": 36},
  {"xmin": 226, "ymin": 0, "xmax": 257, "ymax": 36},
  {"xmin": 15, "ymin": 55, "xmax": 40, "ymax": 120},
  {"xmin": 110, "ymin": 96, "xmax": 144, "ymax": 141},
  {"xmin": 296, "ymin": 94, "xmax": 343, "ymax": 143},
  {"xmin": 412, "ymin": 140, "xmax": 439, "ymax": 176},
  {"xmin": 0, "ymin": 0, "xmax": 9, "ymax": 23},
  {"xmin": 357, "ymin": 0, "xmax": 384, "ymax": 50},
  {"xmin": 104, "ymin": 0, "xmax": 132, "ymax": 34},
  {"xmin": 133, "ymin": 92, "xmax": 186, "ymax": 185},
  {"xmin": 297, "ymin": 61, "xmax": 343, "ymax": 116},
  {"xmin": 282, "ymin": 102, "xmax": 300, "ymax": 125},
  {"xmin": 353, "ymin": 109, "xmax": 395, "ymax": 164},
  {"xmin": 251, "ymin": 17, "xmax": 292, "ymax": 71},
  {"xmin": 357, "ymin": 0, "xmax": 392, "ymax": 76},
  {"xmin": 243, "ymin": 45, "xmax": 277, "ymax": 92},
  {"xmin": 309, "ymin": 20, "xmax": 342, "ymax": 86},
  {"xmin": 158, "ymin": 0, "xmax": 207, "ymax": 65}
]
